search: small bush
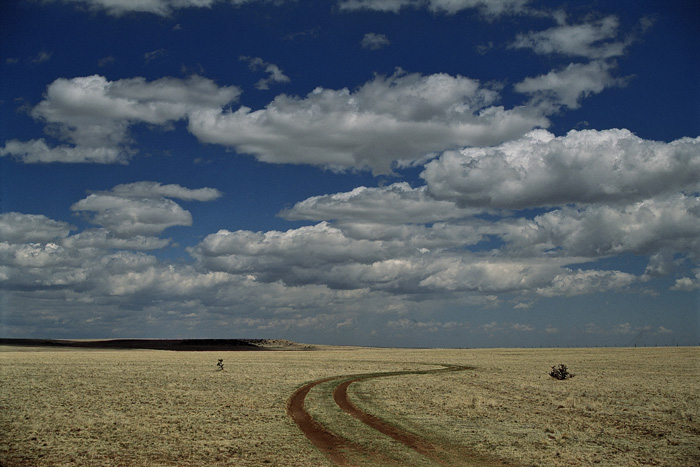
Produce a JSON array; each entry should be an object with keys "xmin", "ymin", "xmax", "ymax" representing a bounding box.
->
[
  {"xmin": 549, "ymin": 363, "xmax": 574, "ymax": 380},
  {"xmin": 217, "ymin": 359, "xmax": 224, "ymax": 371}
]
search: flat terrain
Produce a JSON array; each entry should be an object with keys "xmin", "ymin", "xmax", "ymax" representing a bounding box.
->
[
  {"xmin": 1, "ymin": 345, "xmax": 698, "ymax": 466},
  {"xmin": 0, "ymin": 338, "xmax": 313, "ymax": 351}
]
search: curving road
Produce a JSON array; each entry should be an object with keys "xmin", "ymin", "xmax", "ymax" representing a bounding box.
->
[{"xmin": 287, "ymin": 364, "xmax": 505, "ymax": 465}]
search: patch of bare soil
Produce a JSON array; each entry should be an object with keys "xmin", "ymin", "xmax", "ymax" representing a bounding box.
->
[{"xmin": 287, "ymin": 365, "xmax": 507, "ymax": 466}]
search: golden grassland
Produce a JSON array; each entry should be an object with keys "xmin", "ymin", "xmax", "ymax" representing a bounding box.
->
[
  {"xmin": 351, "ymin": 347, "xmax": 700, "ymax": 466},
  {"xmin": 1, "ymin": 345, "xmax": 698, "ymax": 466}
]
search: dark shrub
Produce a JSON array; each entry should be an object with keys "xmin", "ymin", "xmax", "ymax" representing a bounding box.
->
[{"xmin": 549, "ymin": 363, "xmax": 574, "ymax": 380}]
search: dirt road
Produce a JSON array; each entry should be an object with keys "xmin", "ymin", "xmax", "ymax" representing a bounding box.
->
[{"xmin": 287, "ymin": 365, "xmax": 506, "ymax": 466}]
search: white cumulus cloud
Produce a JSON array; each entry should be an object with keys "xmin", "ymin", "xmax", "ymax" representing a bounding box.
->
[
  {"xmin": 535, "ymin": 269, "xmax": 638, "ymax": 297},
  {"xmin": 422, "ymin": 129, "xmax": 700, "ymax": 209},
  {"xmin": 510, "ymin": 15, "xmax": 632, "ymax": 59},
  {"xmin": 108, "ymin": 181, "xmax": 222, "ymax": 201},
  {"xmin": 187, "ymin": 69, "xmax": 547, "ymax": 173},
  {"xmin": 280, "ymin": 183, "xmax": 479, "ymax": 224},
  {"xmin": 240, "ymin": 56, "xmax": 291, "ymax": 90},
  {"xmin": 71, "ymin": 182, "xmax": 222, "ymax": 238},
  {"xmin": 1, "ymin": 75, "xmax": 240, "ymax": 164},
  {"xmin": 338, "ymin": 0, "xmax": 531, "ymax": 16},
  {"xmin": 514, "ymin": 60, "xmax": 627, "ymax": 109},
  {"xmin": 0, "ymin": 213, "xmax": 74, "ymax": 243},
  {"xmin": 53, "ymin": 0, "xmax": 289, "ymax": 16},
  {"xmin": 62, "ymin": 230, "xmax": 171, "ymax": 250},
  {"xmin": 671, "ymin": 269, "xmax": 700, "ymax": 292},
  {"xmin": 503, "ymin": 195, "xmax": 700, "ymax": 259}
]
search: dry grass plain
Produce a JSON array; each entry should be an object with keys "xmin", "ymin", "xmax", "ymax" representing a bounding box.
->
[{"xmin": 1, "ymin": 345, "xmax": 698, "ymax": 466}]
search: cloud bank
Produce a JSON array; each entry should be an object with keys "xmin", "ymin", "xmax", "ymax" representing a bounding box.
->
[{"xmin": 3, "ymin": 70, "xmax": 556, "ymax": 172}]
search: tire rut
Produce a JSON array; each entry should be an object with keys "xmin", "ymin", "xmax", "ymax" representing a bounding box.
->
[
  {"xmin": 333, "ymin": 377, "xmax": 450, "ymax": 465},
  {"xmin": 287, "ymin": 364, "xmax": 504, "ymax": 466}
]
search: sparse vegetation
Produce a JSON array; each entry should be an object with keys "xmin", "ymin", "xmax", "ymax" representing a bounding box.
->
[
  {"xmin": 1, "ymin": 346, "xmax": 698, "ymax": 466},
  {"xmin": 549, "ymin": 363, "xmax": 574, "ymax": 380},
  {"xmin": 353, "ymin": 347, "xmax": 699, "ymax": 466}
]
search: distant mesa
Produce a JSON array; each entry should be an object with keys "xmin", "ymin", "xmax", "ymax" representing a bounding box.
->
[{"xmin": 0, "ymin": 338, "xmax": 315, "ymax": 351}]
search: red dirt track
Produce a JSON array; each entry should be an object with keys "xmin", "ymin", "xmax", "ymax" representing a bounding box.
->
[
  {"xmin": 333, "ymin": 377, "xmax": 450, "ymax": 465},
  {"xmin": 287, "ymin": 365, "xmax": 506, "ymax": 466},
  {"xmin": 287, "ymin": 376, "xmax": 357, "ymax": 464}
]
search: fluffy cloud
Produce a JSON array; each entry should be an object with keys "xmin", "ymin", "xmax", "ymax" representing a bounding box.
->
[
  {"xmin": 0, "ymin": 200, "xmax": 229, "ymax": 301},
  {"xmin": 502, "ymin": 195, "xmax": 700, "ymax": 259},
  {"xmin": 260, "ymin": 154, "xmax": 699, "ymax": 298},
  {"xmin": 361, "ymin": 33, "xmax": 391, "ymax": 50},
  {"xmin": 0, "ymin": 213, "xmax": 73, "ymax": 243},
  {"xmin": 338, "ymin": 0, "xmax": 531, "ymax": 16},
  {"xmin": 535, "ymin": 269, "xmax": 637, "ymax": 297},
  {"xmin": 2, "ymin": 181, "xmax": 694, "ymax": 340},
  {"xmin": 421, "ymin": 259, "xmax": 638, "ymax": 297},
  {"xmin": 1, "ymin": 212, "xmax": 401, "ymax": 340},
  {"xmin": 510, "ymin": 16, "xmax": 631, "ymax": 59},
  {"xmin": 240, "ymin": 56, "xmax": 290, "ymax": 90},
  {"xmin": 0, "ymin": 235, "xmax": 233, "ymax": 308},
  {"xmin": 182, "ymin": 114, "xmax": 699, "ymax": 299},
  {"xmin": 422, "ymin": 129, "xmax": 700, "ymax": 209},
  {"xmin": 71, "ymin": 195, "xmax": 192, "ymax": 238},
  {"xmin": 0, "ymin": 211, "xmax": 166, "ymax": 251},
  {"xmin": 282, "ymin": 182, "xmax": 700, "ymax": 268},
  {"xmin": 6, "ymin": 242, "xmax": 75, "ymax": 269},
  {"xmin": 0, "ymin": 139, "xmax": 125, "ymax": 164},
  {"xmin": 190, "ymin": 221, "xmax": 448, "ymax": 292},
  {"xmin": 1, "ymin": 75, "xmax": 240, "ymax": 163},
  {"xmin": 514, "ymin": 60, "xmax": 626, "ymax": 109},
  {"xmin": 71, "ymin": 182, "xmax": 222, "ymax": 237},
  {"xmin": 62, "ymin": 230, "xmax": 171, "ymax": 251},
  {"xmin": 192, "ymin": 218, "xmax": 508, "ymax": 282},
  {"xmin": 96, "ymin": 256, "xmax": 235, "ymax": 296},
  {"xmin": 671, "ymin": 269, "xmax": 700, "ymax": 292},
  {"xmin": 2, "ymin": 70, "xmax": 551, "ymax": 171},
  {"xmin": 0, "ymin": 213, "xmax": 79, "ymax": 286},
  {"xmin": 31, "ymin": 50, "xmax": 52, "ymax": 64},
  {"xmin": 0, "ymin": 239, "xmax": 92, "ymax": 287},
  {"xmin": 0, "ymin": 184, "xmax": 219, "ymax": 290},
  {"xmin": 417, "ymin": 256, "xmax": 569, "ymax": 294},
  {"xmin": 189, "ymin": 218, "xmax": 633, "ymax": 297},
  {"xmin": 188, "ymin": 70, "xmax": 547, "ymax": 173},
  {"xmin": 107, "ymin": 181, "xmax": 222, "ymax": 201},
  {"xmin": 54, "ymin": 0, "xmax": 287, "ymax": 16},
  {"xmin": 190, "ymin": 222, "xmax": 391, "ymax": 277},
  {"xmin": 280, "ymin": 183, "xmax": 479, "ymax": 224}
]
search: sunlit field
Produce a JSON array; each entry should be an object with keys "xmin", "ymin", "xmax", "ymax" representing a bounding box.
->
[{"xmin": 1, "ymin": 346, "xmax": 698, "ymax": 466}]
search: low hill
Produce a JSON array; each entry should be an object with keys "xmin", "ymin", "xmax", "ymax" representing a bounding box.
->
[{"xmin": 0, "ymin": 338, "xmax": 315, "ymax": 351}]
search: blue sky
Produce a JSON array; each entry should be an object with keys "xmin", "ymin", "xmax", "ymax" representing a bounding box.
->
[{"xmin": 1, "ymin": 0, "xmax": 698, "ymax": 347}]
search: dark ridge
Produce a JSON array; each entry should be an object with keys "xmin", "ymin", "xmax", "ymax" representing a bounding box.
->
[{"xmin": 0, "ymin": 338, "xmax": 266, "ymax": 351}]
